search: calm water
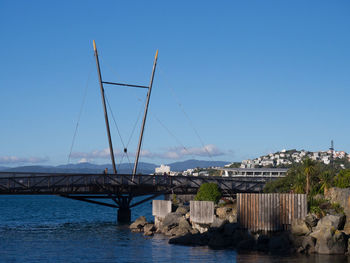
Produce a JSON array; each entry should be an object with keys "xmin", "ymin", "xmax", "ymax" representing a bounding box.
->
[{"xmin": 0, "ymin": 196, "xmax": 349, "ymax": 263}]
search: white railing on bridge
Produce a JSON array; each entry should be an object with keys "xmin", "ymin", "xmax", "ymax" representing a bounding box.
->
[{"xmin": 219, "ymin": 168, "xmax": 288, "ymax": 178}]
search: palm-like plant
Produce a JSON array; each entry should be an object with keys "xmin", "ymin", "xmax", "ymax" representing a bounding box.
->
[
  {"xmin": 319, "ymin": 171, "xmax": 333, "ymax": 194},
  {"xmin": 303, "ymin": 158, "xmax": 315, "ymax": 195},
  {"xmin": 292, "ymin": 173, "xmax": 306, "ymax": 194}
]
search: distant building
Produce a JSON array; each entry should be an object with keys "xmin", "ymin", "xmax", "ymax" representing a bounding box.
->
[{"xmin": 155, "ymin": 164, "xmax": 170, "ymax": 175}]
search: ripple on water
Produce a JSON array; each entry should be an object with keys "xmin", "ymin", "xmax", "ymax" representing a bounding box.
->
[{"xmin": 0, "ymin": 196, "xmax": 349, "ymax": 263}]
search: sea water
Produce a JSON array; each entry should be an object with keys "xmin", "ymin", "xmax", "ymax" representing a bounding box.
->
[{"xmin": 0, "ymin": 196, "xmax": 348, "ymax": 263}]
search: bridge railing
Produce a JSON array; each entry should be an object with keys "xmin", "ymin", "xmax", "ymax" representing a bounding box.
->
[{"xmin": 0, "ymin": 172, "xmax": 269, "ymax": 195}]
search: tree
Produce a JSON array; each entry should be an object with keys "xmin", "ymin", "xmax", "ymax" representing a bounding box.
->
[
  {"xmin": 194, "ymin": 183, "xmax": 222, "ymax": 204},
  {"xmin": 333, "ymin": 169, "xmax": 350, "ymax": 188},
  {"xmin": 319, "ymin": 171, "xmax": 333, "ymax": 194},
  {"xmin": 303, "ymin": 158, "xmax": 315, "ymax": 195}
]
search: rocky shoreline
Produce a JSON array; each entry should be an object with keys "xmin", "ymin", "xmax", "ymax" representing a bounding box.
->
[{"xmin": 129, "ymin": 188, "xmax": 350, "ymax": 255}]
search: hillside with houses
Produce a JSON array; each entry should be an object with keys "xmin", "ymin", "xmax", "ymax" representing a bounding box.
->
[{"xmin": 227, "ymin": 149, "xmax": 350, "ymax": 169}]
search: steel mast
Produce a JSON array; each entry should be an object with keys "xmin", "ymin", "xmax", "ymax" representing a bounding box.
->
[
  {"xmin": 132, "ymin": 50, "xmax": 158, "ymax": 176},
  {"xmin": 93, "ymin": 40, "xmax": 117, "ymax": 174}
]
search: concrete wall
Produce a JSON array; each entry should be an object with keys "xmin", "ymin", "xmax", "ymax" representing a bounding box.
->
[
  {"xmin": 152, "ymin": 200, "xmax": 172, "ymax": 218},
  {"xmin": 190, "ymin": 201, "xmax": 214, "ymax": 224}
]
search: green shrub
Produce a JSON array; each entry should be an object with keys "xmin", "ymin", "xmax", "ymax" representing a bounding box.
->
[
  {"xmin": 333, "ymin": 170, "xmax": 350, "ymax": 188},
  {"xmin": 171, "ymin": 194, "xmax": 179, "ymax": 205},
  {"xmin": 194, "ymin": 183, "xmax": 222, "ymax": 204}
]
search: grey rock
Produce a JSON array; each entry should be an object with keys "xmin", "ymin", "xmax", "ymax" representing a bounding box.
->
[
  {"xmin": 301, "ymin": 235, "xmax": 316, "ymax": 254},
  {"xmin": 215, "ymin": 206, "xmax": 237, "ymax": 222},
  {"xmin": 291, "ymin": 218, "xmax": 310, "ymax": 236},
  {"xmin": 290, "ymin": 234, "xmax": 304, "ymax": 250},
  {"xmin": 178, "ymin": 218, "xmax": 192, "ymax": 231},
  {"xmin": 168, "ymin": 233, "xmax": 193, "ymax": 245},
  {"xmin": 305, "ymin": 213, "xmax": 319, "ymax": 229},
  {"xmin": 210, "ymin": 217, "xmax": 228, "ymax": 230},
  {"xmin": 208, "ymin": 232, "xmax": 230, "ymax": 248},
  {"xmin": 160, "ymin": 212, "xmax": 183, "ymax": 233},
  {"xmin": 169, "ymin": 233, "xmax": 209, "ymax": 246},
  {"xmin": 168, "ymin": 226, "xmax": 189, "ymax": 237},
  {"xmin": 130, "ymin": 216, "xmax": 148, "ymax": 230},
  {"xmin": 314, "ymin": 214, "xmax": 346, "ymax": 231},
  {"xmin": 231, "ymin": 229, "xmax": 252, "ymax": 247},
  {"xmin": 256, "ymin": 235, "xmax": 269, "ymax": 252},
  {"xmin": 192, "ymin": 222, "xmax": 210, "ymax": 233},
  {"xmin": 190, "ymin": 228, "xmax": 199, "ymax": 234},
  {"xmin": 314, "ymin": 229, "xmax": 348, "ymax": 254},
  {"xmin": 216, "ymin": 207, "xmax": 232, "ymax": 219},
  {"xmin": 325, "ymin": 187, "xmax": 350, "ymax": 233},
  {"xmin": 237, "ymin": 238, "xmax": 255, "ymax": 251},
  {"xmin": 228, "ymin": 214, "xmax": 237, "ymax": 223},
  {"xmin": 223, "ymin": 223, "xmax": 238, "ymax": 236},
  {"xmin": 268, "ymin": 233, "xmax": 291, "ymax": 253},
  {"xmin": 143, "ymin": 223, "xmax": 156, "ymax": 236},
  {"xmin": 175, "ymin": 206, "xmax": 189, "ymax": 215}
]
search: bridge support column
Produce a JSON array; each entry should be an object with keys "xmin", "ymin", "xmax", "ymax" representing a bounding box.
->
[
  {"xmin": 116, "ymin": 195, "xmax": 132, "ymax": 223},
  {"xmin": 117, "ymin": 207, "xmax": 131, "ymax": 223}
]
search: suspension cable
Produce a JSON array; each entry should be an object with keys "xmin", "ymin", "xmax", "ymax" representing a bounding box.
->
[
  {"xmin": 151, "ymin": 113, "xmax": 189, "ymax": 154},
  {"xmin": 157, "ymin": 66, "xmax": 213, "ymax": 160},
  {"xmin": 105, "ymin": 93, "xmax": 133, "ymax": 172},
  {"xmin": 67, "ymin": 58, "xmax": 94, "ymax": 164}
]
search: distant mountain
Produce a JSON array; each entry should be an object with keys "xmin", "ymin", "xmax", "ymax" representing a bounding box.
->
[
  {"xmin": 167, "ymin": 159, "xmax": 230, "ymax": 172},
  {"xmin": 0, "ymin": 162, "xmax": 157, "ymax": 175},
  {"xmin": 0, "ymin": 159, "xmax": 229, "ymax": 174}
]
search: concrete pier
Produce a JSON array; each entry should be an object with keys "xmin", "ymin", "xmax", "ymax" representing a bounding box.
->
[
  {"xmin": 117, "ymin": 208, "xmax": 131, "ymax": 223},
  {"xmin": 190, "ymin": 201, "xmax": 214, "ymax": 224},
  {"xmin": 152, "ymin": 200, "xmax": 171, "ymax": 228}
]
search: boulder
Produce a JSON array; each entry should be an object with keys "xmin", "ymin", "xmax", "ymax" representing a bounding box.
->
[
  {"xmin": 223, "ymin": 223, "xmax": 238, "ymax": 236},
  {"xmin": 160, "ymin": 212, "xmax": 183, "ymax": 233},
  {"xmin": 168, "ymin": 226, "xmax": 189, "ymax": 237},
  {"xmin": 325, "ymin": 187, "xmax": 350, "ymax": 233},
  {"xmin": 256, "ymin": 234, "xmax": 270, "ymax": 252},
  {"xmin": 169, "ymin": 232, "xmax": 209, "ymax": 246},
  {"xmin": 314, "ymin": 214, "xmax": 346, "ymax": 231},
  {"xmin": 291, "ymin": 218, "xmax": 310, "ymax": 236},
  {"xmin": 268, "ymin": 233, "xmax": 291, "ymax": 253},
  {"xmin": 236, "ymin": 238, "xmax": 255, "ymax": 251},
  {"xmin": 313, "ymin": 229, "xmax": 348, "ymax": 254},
  {"xmin": 210, "ymin": 217, "xmax": 228, "ymax": 230},
  {"xmin": 169, "ymin": 233, "xmax": 194, "ymax": 246},
  {"xmin": 190, "ymin": 228, "xmax": 199, "ymax": 235},
  {"xmin": 216, "ymin": 207, "xmax": 232, "ymax": 219},
  {"xmin": 192, "ymin": 222, "xmax": 210, "ymax": 233},
  {"xmin": 130, "ymin": 216, "xmax": 148, "ymax": 231},
  {"xmin": 228, "ymin": 214, "xmax": 237, "ymax": 223},
  {"xmin": 208, "ymin": 231, "xmax": 230, "ymax": 249},
  {"xmin": 305, "ymin": 213, "xmax": 319, "ymax": 229},
  {"xmin": 231, "ymin": 229, "xmax": 252, "ymax": 247},
  {"xmin": 178, "ymin": 217, "xmax": 192, "ymax": 231},
  {"xmin": 175, "ymin": 206, "xmax": 189, "ymax": 215},
  {"xmin": 301, "ymin": 235, "xmax": 316, "ymax": 254},
  {"xmin": 143, "ymin": 223, "xmax": 156, "ymax": 236}
]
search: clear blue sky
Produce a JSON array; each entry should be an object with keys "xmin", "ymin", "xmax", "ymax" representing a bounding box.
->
[{"xmin": 1, "ymin": 0, "xmax": 349, "ymax": 166}]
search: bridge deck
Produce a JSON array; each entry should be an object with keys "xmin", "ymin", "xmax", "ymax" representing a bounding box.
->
[{"xmin": 0, "ymin": 172, "xmax": 271, "ymax": 196}]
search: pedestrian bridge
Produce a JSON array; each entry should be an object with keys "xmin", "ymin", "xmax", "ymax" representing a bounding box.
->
[{"xmin": 0, "ymin": 171, "xmax": 282, "ymax": 222}]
